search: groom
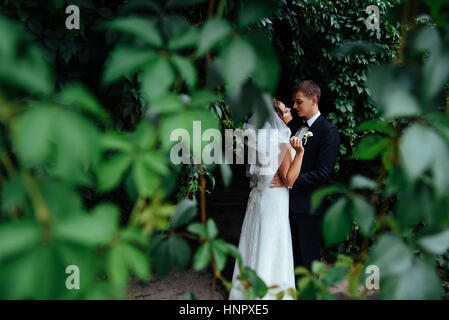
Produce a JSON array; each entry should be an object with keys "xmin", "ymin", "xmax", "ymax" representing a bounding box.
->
[{"xmin": 271, "ymin": 80, "xmax": 340, "ymax": 270}]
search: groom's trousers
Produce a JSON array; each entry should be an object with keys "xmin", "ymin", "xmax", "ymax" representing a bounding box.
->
[{"xmin": 289, "ymin": 211, "xmax": 323, "ymax": 271}]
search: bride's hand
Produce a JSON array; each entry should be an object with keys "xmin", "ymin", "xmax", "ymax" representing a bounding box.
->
[{"xmin": 290, "ymin": 137, "xmax": 304, "ymax": 154}]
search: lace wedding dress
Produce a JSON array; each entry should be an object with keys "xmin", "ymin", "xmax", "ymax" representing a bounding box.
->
[{"xmin": 228, "ymin": 114, "xmax": 296, "ymax": 300}]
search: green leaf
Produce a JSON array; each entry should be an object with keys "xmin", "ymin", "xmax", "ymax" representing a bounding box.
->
[
  {"xmin": 58, "ymin": 84, "xmax": 109, "ymax": 122},
  {"xmin": 55, "ymin": 204, "xmax": 119, "ymax": 247},
  {"xmin": 193, "ymin": 242, "xmax": 211, "ymax": 271},
  {"xmin": 323, "ymin": 266, "xmax": 348, "ymax": 286},
  {"xmin": 170, "ymin": 199, "xmax": 198, "ymax": 229},
  {"xmin": 220, "ymin": 163, "xmax": 232, "ymax": 187},
  {"xmin": 391, "ymin": 258, "xmax": 442, "ymax": 300},
  {"xmin": 370, "ymin": 234, "xmax": 414, "ymax": 276},
  {"xmin": 246, "ymin": 32, "xmax": 280, "ymax": 93},
  {"xmin": 150, "ymin": 93, "xmax": 184, "ymax": 114},
  {"xmin": 151, "ymin": 236, "xmax": 173, "ymax": 277},
  {"xmin": 0, "ymin": 222, "xmax": 40, "ymax": 261},
  {"xmin": 168, "ymin": 236, "xmax": 191, "ymax": 270},
  {"xmin": 107, "ymin": 245, "xmax": 129, "ymax": 289},
  {"xmin": 100, "ymin": 132, "xmax": 134, "ymax": 153},
  {"xmin": 141, "ymin": 57, "xmax": 175, "ymax": 100},
  {"xmin": 242, "ymin": 267, "xmax": 268, "ymax": 298},
  {"xmin": 50, "ymin": 109, "xmax": 100, "ymax": 184},
  {"xmin": 198, "ymin": 18, "xmax": 232, "ymax": 55},
  {"xmin": 168, "ymin": 25, "xmax": 199, "ymax": 51},
  {"xmin": 13, "ymin": 104, "xmax": 54, "ymax": 167},
  {"xmin": 142, "ymin": 152, "xmax": 169, "ymax": 175},
  {"xmin": 311, "ymin": 184, "xmax": 346, "ymax": 213},
  {"xmin": 383, "ymin": 89, "xmax": 421, "ymax": 120},
  {"xmin": 351, "ymin": 135, "xmax": 388, "ymax": 160},
  {"xmin": 190, "ymin": 90, "xmax": 218, "ymax": 109},
  {"xmin": 134, "ymin": 120, "xmax": 157, "ymax": 149},
  {"xmin": 356, "ymin": 119, "xmax": 395, "ymax": 136},
  {"xmin": 351, "ymin": 196, "xmax": 375, "ymax": 236},
  {"xmin": 187, "ymin": 222, "xmax": 207, "ymax": 238},
  {"xmin": 349, "ymin": 175, "xmax": 376, "ymax": 190},
  {"xmin": 211, "ymin": 242, "xmax": 227, "ymax": 271},
  {"xmin": 323, "ymin": 198, "xmax": 351, "ymax": 246},
  {"xmin": 132, "ymin": 160, "xmax": 160, "ymax": 196},
  {"xmin": 106, "ymin": 16, "xmax": 162, "ymax": 47},
  {"xmin": 238, "ymin": 0, "xmax": 277, "ymax": 28},
  {"xmin": 419, "ymin": 230, "xmax": 449, "ymax": 255},
  {"xmin": 220, "ymin": 37, "xmax": 256, "ymax": 91},
  {"xmin": 171, "ymin": 54, "xmax": 197, "ymax": 89},
  {"xmin": 120, "ymin": 243, "xmax": 150, "ymax": 280},
  {"xmin": 103, "ymin": 47, "xmax": 157, "ymax": 84},
  {"xmin": 97, "ymin": 153, "xmax": 133, "ymax": 192},
  {"xmin": 1, "ymin": 174, "xmax": 27, "ymax": 212},
  {"xmin": 206, "ymin": 219, "xmax": 218, "ymax": 239},
  {"xmin": 399, "ymin": 124, "xmax": 436, "ymax": 180}
]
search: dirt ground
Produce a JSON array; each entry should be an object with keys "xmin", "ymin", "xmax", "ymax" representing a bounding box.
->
[{"xmin": 127, "ymin": 269, "xmax": 227, "ymax": 300}]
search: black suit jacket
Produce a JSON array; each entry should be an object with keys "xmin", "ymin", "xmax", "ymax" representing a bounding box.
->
[{"xmin": 289, "ymin": 115, "xmax": 340, "ymax": 216}]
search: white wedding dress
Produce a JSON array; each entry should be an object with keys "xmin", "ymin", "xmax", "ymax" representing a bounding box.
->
[{"xmin": 228, "ymin": 115, "xmax": 296, "ymax": 300}]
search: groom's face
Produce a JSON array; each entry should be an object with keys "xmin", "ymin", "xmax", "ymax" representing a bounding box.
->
[{"xmin": 292, "ymin": 91, "xmax": 314, "ymax": 119}]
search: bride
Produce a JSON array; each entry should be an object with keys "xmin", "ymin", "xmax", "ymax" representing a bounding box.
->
[{"xmin": 229, "ymin": 99, "xmax": 304, "ymax": 300}]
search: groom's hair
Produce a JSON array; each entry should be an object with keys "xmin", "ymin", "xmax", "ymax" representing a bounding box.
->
[{"xmin": 292, "ymin": 80, "xmax": 321, "ymax": 103}]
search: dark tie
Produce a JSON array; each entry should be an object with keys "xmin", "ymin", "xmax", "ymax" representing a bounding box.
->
[{"xmin": 302, "ymin": 118, "xmax": 309, "ymax": 128}]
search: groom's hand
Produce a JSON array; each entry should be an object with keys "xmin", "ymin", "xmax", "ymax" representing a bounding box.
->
[{"xmin": 270, "ymin": 173, "xmax": 285, "ymax": 188}]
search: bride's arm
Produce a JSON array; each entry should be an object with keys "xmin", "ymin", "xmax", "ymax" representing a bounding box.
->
[
  {"xmin": 278, "ymin": 146, "xmax": 292, "ymax": 185},
  {"xmin": 284, "ymin": 138, "xmax": 304, "ymax": 187}
]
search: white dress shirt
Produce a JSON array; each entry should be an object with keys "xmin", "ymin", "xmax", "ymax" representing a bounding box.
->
[{"xmin": 306, "ymin": 111, "xmax": 321, "ymax": 127}]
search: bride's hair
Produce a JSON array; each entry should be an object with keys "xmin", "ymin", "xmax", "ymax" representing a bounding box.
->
[{"xmin": 272, "ymin": 98, "xmax": 284, "ymax": 119}]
